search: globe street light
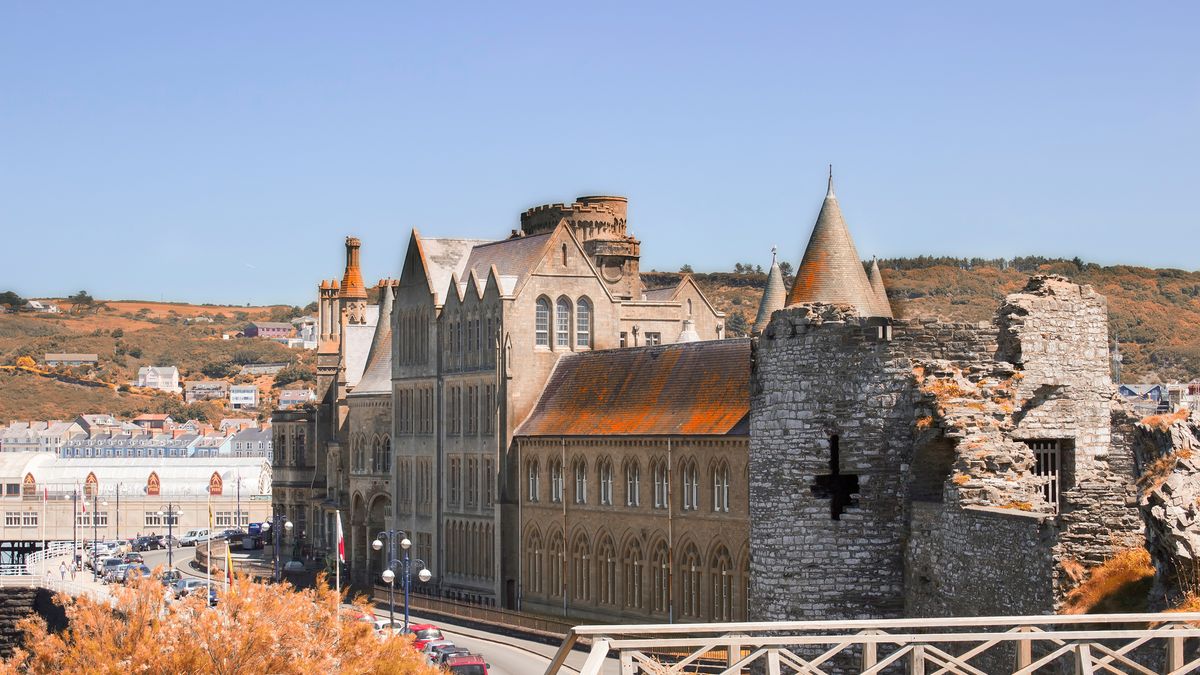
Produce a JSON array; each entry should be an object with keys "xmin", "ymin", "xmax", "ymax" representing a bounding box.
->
[
  {"xmin": 372, "ymin": 530, "xmax": 431, "ymax": 633},
  {"xmin": 157, "ymin": 504, "xmax": 183, "ymax": 572},
  {"xmin": 263, "ymin": 513, "xmax": 293, "ymax": 583},
  {"xmin": 91, "ymin": 495, "xmax": 108, "ymax": 581}
]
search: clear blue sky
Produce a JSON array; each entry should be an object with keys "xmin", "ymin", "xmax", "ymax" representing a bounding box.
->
[{"xmin": 2, "ymin": 2, "xmax": 1197, "ymax": 305}]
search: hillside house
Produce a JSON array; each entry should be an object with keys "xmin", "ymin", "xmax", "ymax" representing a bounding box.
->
[
  {"xmin": 184, "ymin": 380, "xmax": 230, "ymax": 403},
  {"xmin": 230, "ymin": 385, "xmax": 259, "ymax": 410},
  {"xmin": 136, "ymin": 366, "xmax": 181, "ymax": 393},
  {"xmin": 244, "ymin": 321, "xmax": 293, "ymax": 338}
]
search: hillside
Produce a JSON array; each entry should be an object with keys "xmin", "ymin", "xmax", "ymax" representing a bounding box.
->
[
  {"xmin": 649, "ymin": 258, "xmax": 1200, "ymax": 383},
  {"xmin": 0, "ymin": 299, "xmax": 316, "ymax": 422}
]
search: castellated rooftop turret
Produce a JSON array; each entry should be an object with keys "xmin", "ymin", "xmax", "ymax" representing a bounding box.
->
[
  {"xmin": 786, "ymin": 173, "xmax": 889, "ymax": 318},
  {"xmin": 519, "ymin": 194, "xmax": 643, "ymax": 300}
]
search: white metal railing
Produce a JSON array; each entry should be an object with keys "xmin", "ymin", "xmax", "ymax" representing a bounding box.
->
[
  {"xmin": 544, "ymin": 613, "xmax": 1200, "ymax": 674},
  {"xmin": 22, "ymin": 541, "xmax": 75, "ymax": 573}
]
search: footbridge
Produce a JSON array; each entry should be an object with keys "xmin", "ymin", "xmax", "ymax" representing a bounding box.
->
[{"xmin": 544, "ymin": 613, "xmax": 1200, "ymax": 674}]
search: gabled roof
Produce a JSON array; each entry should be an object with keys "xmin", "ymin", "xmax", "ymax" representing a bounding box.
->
[
  {"xmin": 786, "ymin": 175, "xmax": 885, "ymax": 317},
  {"xmin": 516, "ymin": 339, "xmax": 751, "ymax": 437},
  {"xmin": 413, "ymin": 234, "xmax": 491, "ymax": 306},
  {"xmin": 461, "ymin": 232, "xmax": 554, "ymax": 293},
  {"xmin": 753, "ymin": 249, "xmax": 787, "ymax": 334},
  {"xmin": 352, "ymin": 288, "xmax": 393, "ymax": 396}
]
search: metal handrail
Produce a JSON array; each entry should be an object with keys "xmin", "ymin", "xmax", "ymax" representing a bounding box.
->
[{"xmin": 544, "ymin": 612, "xmax": 1200, "ymax": 675}]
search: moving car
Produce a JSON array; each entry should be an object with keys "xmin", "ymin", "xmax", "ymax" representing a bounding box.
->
[
  {"xmin": 122, "ymin": 552, "xmax": 145, "ymax": 564},
  {"xmin": 133, "ymin": 536, "xmax": 163, "ymax": 552},
  {"xmin": 435, "ymin": 647, "xmax": 472, "ymax": 666},
  {"xmin": 118, "ymin": 564, "xmax": 151, "ymax": 583},
  {"xmin": 158, "ymin": 569, "xmax": 183, "ymax": 587}
]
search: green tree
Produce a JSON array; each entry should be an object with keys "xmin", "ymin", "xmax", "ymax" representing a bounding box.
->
[
  {"xmin": 68, "ymin": 290, "xmax": 94, "ymax": 306},
  {"xmin": 0, "ymin": 291, "xmax": 24, "ymax": 308},
  {"xmin": 111, "ymin": 328, "xmax": 124, "ymax": 338},
  {"xmin": 679, "ymin": 264, "xmax": 694, "ymax": 274},
  {"xmin": 726, "ymin": 311, "xmax": 750, "ymax": 336},
  {"xmin": 274, "ymin": 364, "xmax": 316, "ymax": 388},
  {"xmin": 201, "ymin": 361, "xmax": 240, "ymax": 378},
  {"xmin": 779, "ymin": 261, "xmax": 794, "ymax": 278}
]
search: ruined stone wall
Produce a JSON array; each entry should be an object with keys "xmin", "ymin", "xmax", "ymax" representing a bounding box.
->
[
  {"xmin": 750, "ymin": 276, "xmax": 1142, "ymax": 622},
  {"xmin": 749, "ymin": 305, "xmax": 997, "ymax": 621},
  {"xmin": 906, "ymin": 503, "xmax": 1056, "ymax": 617}
]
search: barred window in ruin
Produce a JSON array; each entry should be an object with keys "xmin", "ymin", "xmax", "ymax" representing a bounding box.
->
[{"xmin": 1025, "ymin": 439, "xmax": 1063, "ymax": 510}]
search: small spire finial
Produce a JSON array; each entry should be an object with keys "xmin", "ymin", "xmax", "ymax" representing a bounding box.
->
[
  {"xmin": 827, "ymin": 164, "xmax": 835, "ymax": 197},
  {"xmin": 771, "ymin": 245, "xmax": 777, "ymax": 264}
]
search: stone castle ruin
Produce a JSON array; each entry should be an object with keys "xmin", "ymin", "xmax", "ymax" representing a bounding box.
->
[{"xmin": 748, "ymin": 175, "xmax": 1161, "ymax": 621}]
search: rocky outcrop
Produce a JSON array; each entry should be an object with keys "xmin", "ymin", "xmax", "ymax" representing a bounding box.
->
[{"xmin": 1133, "ymin": 410, "xmax": 1200, "ymax": 609}]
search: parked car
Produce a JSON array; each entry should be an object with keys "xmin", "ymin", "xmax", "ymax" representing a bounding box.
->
[
  {"xmin": 428, "ymin": 643, "xmax": 461, "ymax": 664},
  {"xmin": 158, "ymin": 569, "xmax": 183, "ymax": 587},
  {"xmin": 104, "ymin": 564, "xmax": 130, "ymax": 584},
  {"xmin": 220, "ymin": 528, "xmax": 245, "ymax": 543},
  {"xmin": 122, "ymin": 552, "xmax": 144, "ymax": 564},
  {"xmin": 178, "ymin": 529, "xmax": 211, "ymax": 547},
  {"xmin": 172, "ymin": 578, "xmax": 208, "ymax": 599},
  {"xmin": 373, "ymin": 619, "xmax": 403, "ymax": 638},
  {"xmin": 99, "ymin": 558, "xmax": 124, "ymax": 583},
  {"xmin": 118, "ymin": 564, "xmax": 152, "ymax": 583},
  {"xmin": 133, "ymin": 536, "xmax": 163, "ymax": 552},
  {"xmin": 421, "ymin": 640, "xmax": 454, "ymax": 660},
  {"xmin": 443, "ymin": 654, "xmax": 490, "ymax": 675}
]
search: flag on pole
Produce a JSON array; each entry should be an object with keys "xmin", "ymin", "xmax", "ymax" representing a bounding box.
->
[{"xmin": 336, "ymin": 510, "xmax": 345, "ymax": 564}]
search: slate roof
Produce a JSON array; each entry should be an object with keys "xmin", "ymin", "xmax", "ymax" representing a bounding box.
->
[
  {"xmin": 642, "ymin": 286, "xmax": 677, "ymax": 301},
  {"xmin": 461, "ymin": 232, "xmax": 554, "ymax": 293},
  {"xmin": 867, "ymin": 259, "xmax": 893, "ymax": 318},
  {"xmin": 516, "ymin": 339, "xmax": 751, "ymax": 437},
  {"xmin": 417, "ymin": 236, "xmax": 490, "ymax": 306},
  {"xmin": 343, "ymin": 305, "xmax": 380, "ymax": 387},
  {"xmin": 786, "ymin": 176, "xmax": 886, "ymax": 317},
  {"xmin": 753, "ymin": 250, "xmax": 787, "ymax": 334},
  {"xmin": 352, "ymin": 288, "xmax": 393, "ymax": 396}
]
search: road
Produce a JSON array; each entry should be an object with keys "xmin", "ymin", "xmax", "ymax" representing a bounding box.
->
[{"xmin": 142, "ymin": 547, "xmax": 616, "ymax": 674}]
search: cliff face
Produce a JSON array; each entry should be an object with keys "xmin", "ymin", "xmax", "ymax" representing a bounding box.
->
[{"xmin": 1133, "ymin": 410, "xmax": 1200, "ymax": 609}]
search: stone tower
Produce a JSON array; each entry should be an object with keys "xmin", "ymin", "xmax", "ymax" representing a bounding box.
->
[
  {"xmin": 519, "ymin": 195, "xmax": 642, "ymax": 300},
  {"xmin": 753, "ymin": 247, "xmax": 787, "ymax": 334},
  {"xmin": 340, "ymin": 236, "xmax": 369, "ymax": 325},
  {"xmin": 786, "ymin": 174, "xmax": 888, "ymax": 317}
]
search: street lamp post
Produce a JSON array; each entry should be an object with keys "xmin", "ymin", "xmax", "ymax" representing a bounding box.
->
[
  {"xmin": 157, "ymin": 504, "xmax": 182, "ymax": 571},
  {"xmin": 91, "ymin": 492, "xmax": 107, "ymax": 581},
  {"xmin": 263, "ymin": 512, "xmax": 293, "ymax": 583},
  {"xmin": 372, "ymin": 530, "xmax": 432, "ymax": 633}
]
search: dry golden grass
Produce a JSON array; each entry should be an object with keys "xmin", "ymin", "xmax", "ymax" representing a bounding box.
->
[
  {"xmin": 1062, "ymin": 548, "xmax": 1154, "ymax": 615},
  {"xmin": 1137, "ymin": 449, "xmax": 1194, "ymax": 496},
  {"xmin": 998, "ymin": 501, "xmax": 1034, "ymax": 512},
  {"xmin": 915, "ymin": 415, "xmax": 933, "ymax": 430},
  {"xmin": 1141, "ymin": 408, "xmax": 1191, "ymax": 432}
]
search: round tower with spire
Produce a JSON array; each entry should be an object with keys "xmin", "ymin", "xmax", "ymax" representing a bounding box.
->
[{"xmin": 785, "ymin": 169, "xmax": 890, "ymax": 318}]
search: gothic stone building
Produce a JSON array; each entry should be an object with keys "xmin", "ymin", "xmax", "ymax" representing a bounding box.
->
[
  {"xmin": 749, "ymin": 177, "xmax": 1143, "ymax": 621},
  {"xmin": 280, "ymin": 196, "xmax": 737, "ymax": 615}
]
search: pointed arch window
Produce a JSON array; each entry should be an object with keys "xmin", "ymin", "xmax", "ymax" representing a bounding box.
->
[
  {"xmin": 525, "ymin": 529, "xmax": 543, "ymax": 594},
  {"xmin": 535, "ymin": 298, "xmax": 550, "ymax": 347},
  {"xmin": 625, "ymin": 460, "xmax": 641, "ymax": 507},
  {"xmin": 556, "ymin": 297, "xmax": 571, "ymax": 349},
  {"xmin": 597, "ymin": 536, "xmax": 616, "ymax": 605},
  {"xmin": 571, "ymin": 534, "xmax": 591, "ymax": 601},
  {"xmin": 681, "ymin": 460, "xmax": 699, "ymax": 511},
  {"xmin": 598, "ymin": 459, "xmax": 613, "ymax": 505},
  {"xmin": 550, "ymin": 459, "xmax": 563, "ymax": 503},
  {"xmin": 712, "ymin": 461, "xmax": 730, "ymax": 512},
  {"xmin": 526, "ymin": 459, "xmax": 539, "ymax": 502},
  {"xmin": 573, "ymin": 459, "xmax": 588, "ymax": 504},
  {"xmin": 710, "ymin": 546, "xmax": 734, "ymax": 621},
  {"xmin": 652, "ymin": 539, "xmax": 670, "ymax": 614},
  {"xmin": 681, "ymin": 543, "xmax": 702, "ymax": 618},
  {"xmin": 652, "ymin": 459, "xmax": 669, "ymax": 509},
  {"xmin": 623, "ymin": 539, "xmax": 644, "ymax": 609},
  {"xmin": 381, "ymin": 436, "xmax": 391, "ymax": 473},
  {"xmin": 547, "ymin": 531, "xmax": 564, "ymax": 597},
  {"xmin": 576, "ymin": 298, "xmax": 591, "ymax": 348}
]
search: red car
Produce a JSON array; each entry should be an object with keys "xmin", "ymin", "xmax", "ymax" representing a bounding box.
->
[
  {"xmin": 407, "ymin": 623, "xmax": 443, "ymax": 651},
  {"xmin": 443, "ymin": 654, "xmax": 489, "ymax": 675}
]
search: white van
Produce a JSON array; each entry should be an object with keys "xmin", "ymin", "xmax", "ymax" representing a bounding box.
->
[{"xmin": 179, "ymin": 529, "xmax": 211, "ymax": 547}]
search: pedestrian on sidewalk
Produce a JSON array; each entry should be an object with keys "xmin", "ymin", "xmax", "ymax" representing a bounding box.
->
[
  {"xmin": 44, "ymin": 569, "xmax": 51, "ymax": 586},
  {"xmin": 59, "ymin": 561, "xmax": 65, "ymax": 581},
  {"xmin": 69, "ymin": 562, "xmax": 76, "ymax": 581}
]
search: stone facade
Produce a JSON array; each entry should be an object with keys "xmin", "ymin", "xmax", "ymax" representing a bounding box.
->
[{"xmin": 750, "ymin": 275, "xmax": 1144, "ymax": 621}]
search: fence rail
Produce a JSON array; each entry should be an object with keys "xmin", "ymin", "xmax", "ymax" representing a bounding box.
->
[
  {"xmin": 545, "ymin": 612, "xmax": 1200, "ymax": 674},
  {"xmin": 370, "ymin": 586, "xmax": 576, "ymax": 636}
]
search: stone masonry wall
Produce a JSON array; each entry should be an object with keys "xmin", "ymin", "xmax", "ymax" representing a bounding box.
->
[
  {"xmin": 751, "ymin": 276, "xmax": 1142, "ymax": 622},
  {"xmin": 750, "ymin": 304, "xmax": 998, "ymax": 620}
]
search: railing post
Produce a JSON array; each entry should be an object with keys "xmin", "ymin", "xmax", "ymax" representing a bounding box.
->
[
  {"xmin": 579, "ymin": 638, "xmax": 612, "ymax": 675},
  {"xmin": 1074, "ymin": 643, "xmax": 1094, "ymax": 675},
  {"xmin": 766, "ymin": 649, "xmax": 782, "ymax": 675},
  {"xmin": 1167, "ymin": 629, "xmax": 1185, "ymax": 673},
  {"xmin": 728, "ymin": 641, "xmax": 739, "ymax": 669},
  {"xmin": 862, "ymin": 630, "xmax": 878, "ymax": 669},
  {"xmin": 1016, "ymin": 627, "xmax": 1032, "ymax": 670},
  {"xmin": 910, "ymin": 645, "xmax": 926, "ymax": 675},
  {"xmin": 620, "ymin": 650, "xmax": 635, "ymax": 674}
]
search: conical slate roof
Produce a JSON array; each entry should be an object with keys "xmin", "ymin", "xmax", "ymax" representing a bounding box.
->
[
  {"xmin": 753, "ymin": 247, "xmax": 787, "ymax": 334},
  {"xmin": 786, "ymin": 174, "xmax": 885, "ymax": 317},
  {"xmin": 867, "ymin": 258, "xmax": 893, "ymax": 318}
]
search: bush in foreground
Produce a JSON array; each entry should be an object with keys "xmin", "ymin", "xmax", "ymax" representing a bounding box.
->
[{"xmin": 0, "ymin": 572, "xmax": 439, "ymax": 675}]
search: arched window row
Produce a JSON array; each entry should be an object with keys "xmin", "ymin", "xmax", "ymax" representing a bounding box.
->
[
  {"xmin": 447, "ymin": 519, "xmax": 495, "ymax": 580},
  {"xmin": 522, "ymin": 531, "xmax": 748, "ymax": 622},
  {"xmin": 442, "ymin": 306, "xmax": 501, "ymax": 372},
  {"xmin": 522, "ymin": 455, "xmax": 733, "ymax": 513},
  {"xmin": 534, "ymin": 296, "xmax": 593, "ymax": 351}
]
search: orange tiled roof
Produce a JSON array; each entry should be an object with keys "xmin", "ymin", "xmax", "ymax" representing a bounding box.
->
[{"xmin": 516, "ymin": 339, "xmax": 750, "ymax": 437}]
